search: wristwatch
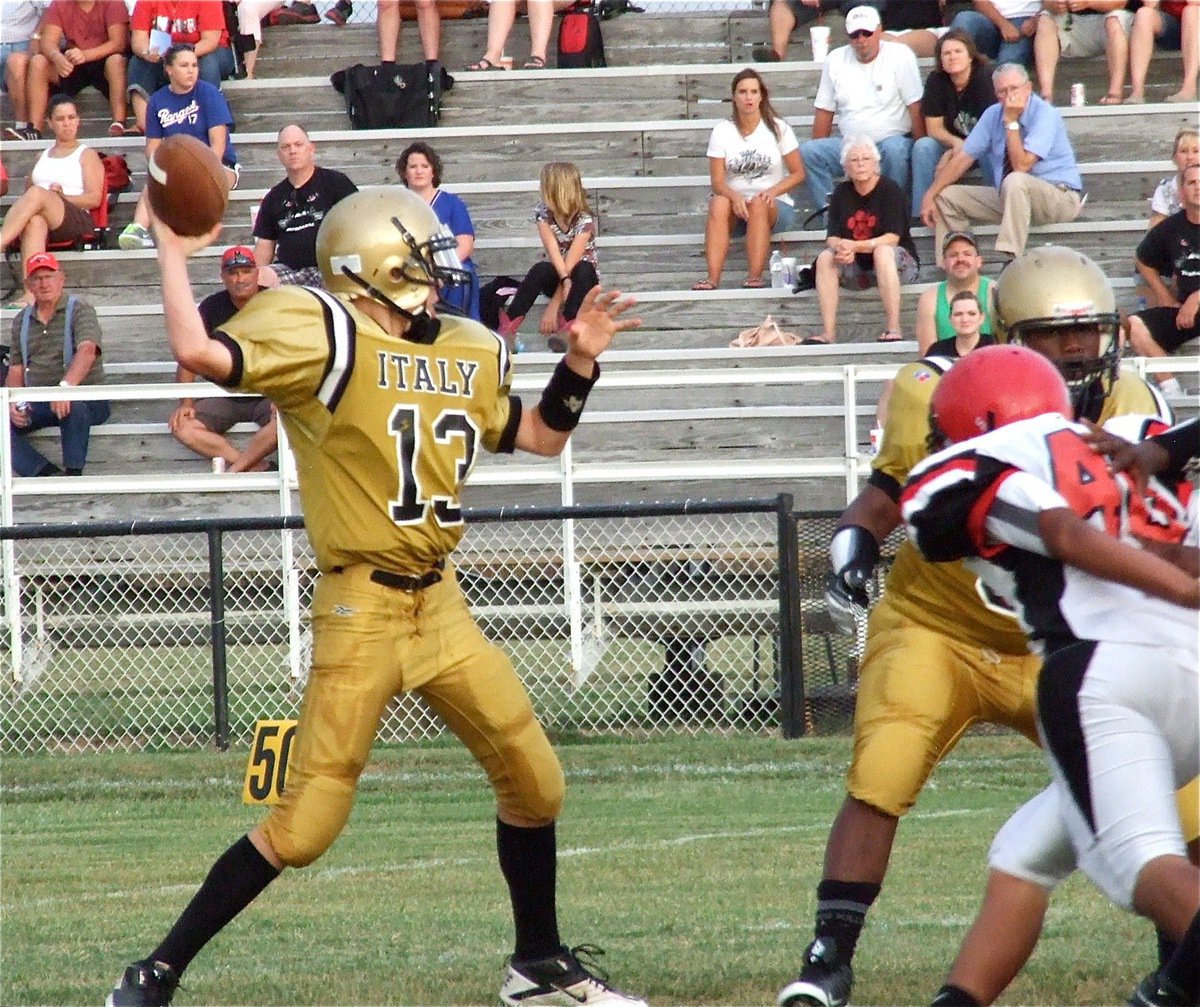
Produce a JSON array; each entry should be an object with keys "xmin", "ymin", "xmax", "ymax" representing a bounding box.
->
[{"xmin": 1006, "ymin": 121, "xmax": 1020, "ymax": 132}]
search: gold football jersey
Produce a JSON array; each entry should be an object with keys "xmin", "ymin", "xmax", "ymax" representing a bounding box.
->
[
  {"xmin": 874, "ymin": 361, "xmax": 1171, "ymax": 653},
  {"xmin": 217, "ymin": 286, "xmax": 517, "ymax": 573}
]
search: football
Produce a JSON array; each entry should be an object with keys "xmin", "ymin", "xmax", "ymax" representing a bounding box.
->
[{"xmin": 146, "ymin": 134, "xmax": 230, "ymax": 238}]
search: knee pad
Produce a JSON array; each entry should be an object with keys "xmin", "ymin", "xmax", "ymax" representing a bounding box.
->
[{"xmin": 262, "ymin": 774, "xmax": 357, "ymax": 868}]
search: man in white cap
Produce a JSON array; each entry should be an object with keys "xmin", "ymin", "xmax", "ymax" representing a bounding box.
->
[{"xmin": 800, "ymin": 4, "xmax": 925, "ymax": 214}]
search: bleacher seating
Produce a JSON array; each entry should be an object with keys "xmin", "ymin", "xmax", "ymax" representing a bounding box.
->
[{"xmin": 1, "ymin": 4, "xmax": 1194, "ymax": 521}]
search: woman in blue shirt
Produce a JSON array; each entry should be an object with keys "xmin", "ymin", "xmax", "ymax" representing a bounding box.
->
[
  {"xmin": 397, "ymin": 141, "xmax": 480, "ymax": 320},
  {"xmin": 119, "ymin": 43, "xmax": 238, "ymax": 250}
]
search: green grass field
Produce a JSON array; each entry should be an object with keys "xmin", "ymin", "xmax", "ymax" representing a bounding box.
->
[{"xmin": 1, "ymin": 734, "xmax": 1150, "ymax": 1006}]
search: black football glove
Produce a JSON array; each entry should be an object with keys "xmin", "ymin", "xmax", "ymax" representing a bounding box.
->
[{"xmin": 824, "ymin": 525, "xmax": 880, "ymax": 635}]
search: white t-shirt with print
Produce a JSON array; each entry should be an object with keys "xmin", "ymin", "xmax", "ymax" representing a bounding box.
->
[
  {"xmin": 814, "ymin": 41, "xmax": 924, "ymax": 142},
  {"xmin": 706, "ymin": 117, "xmax": 800, "ymax": 206},
  {"xmin": 993, "ymin": 0, "xmax": 1041, "ymax": 18}
]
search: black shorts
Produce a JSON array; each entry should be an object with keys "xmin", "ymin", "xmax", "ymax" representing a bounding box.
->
[
  {"xmin": 1133, "ymin": 305, "xmax": 1200, "ymax": 354},
  {"xmin": 53, "ymin": 59, "xmax": 111, "ymax": 98}
]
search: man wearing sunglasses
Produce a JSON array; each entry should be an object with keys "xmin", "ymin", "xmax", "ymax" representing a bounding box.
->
[{"xmin": 799, "ymin": 5, "xmax": 925, "ymax": 218}]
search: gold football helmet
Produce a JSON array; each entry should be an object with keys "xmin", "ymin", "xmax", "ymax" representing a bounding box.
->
[
  {"xmin": 316, "ymin": 186, "xmax": 468, "ymax": 316},
  {"xmin": 994, "ymin": 245, "xmax": 1121, "ymax": 401}
]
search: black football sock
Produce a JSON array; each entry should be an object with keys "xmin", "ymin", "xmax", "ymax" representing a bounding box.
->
[
  {"xmin": 497, "ymin": 818, "xmax": 561, "ymax": 961},
  {"xmin": 1156, "ymin": 926, "xmax": 1178, "ymax": 970},
  {"xmin": 1159, "ymin": 909, "xmax": 1200, "ymax": 1000},
  {"xmin": 150, "ymin": 834, "xmax": 280, "ymax": 974},
  {"xmin": 931, "ymin": 984, "xmax": 982, "ymax": 1007},
  {"xmin": 812, "ymin": 879, "xmax": 881, "ymax": 961}
]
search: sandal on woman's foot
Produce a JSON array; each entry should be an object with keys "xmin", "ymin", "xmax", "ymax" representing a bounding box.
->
[
  {"xmin": 692, "ymin": 279, "xmax": 716, "ymax": 291},
  {"xmin": 743, "ymin": 277, "xmax": 766, "ymax": 288},
  {"xmin": 467, "ymin": 56, "xmax": 504, "ymax": 71},
  {"xmin": 800, "ymin": 335, "xmax": 832, "ymax": 346},
  {"xmin": 877, "ymin": 330, "xmax": 904, "ymax": 342},
  {"xmin": 523, "ymin": 55, "xmax": 547, "ymax": 69},
  {"xmin": 1098, "ymin": 92, "xmax": 1123, "ymax": 106}
]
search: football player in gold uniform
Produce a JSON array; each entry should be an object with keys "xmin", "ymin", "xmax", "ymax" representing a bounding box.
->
[
  {"xmin": 105, "ymin": 188, "xmax": 647, "ymax": 1007},
  {"xmin": 777, "ymin": 246, "xmax": 1184, "ymax": 1007}
]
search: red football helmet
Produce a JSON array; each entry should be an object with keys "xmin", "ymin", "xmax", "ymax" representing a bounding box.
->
[{"xmin": 929, "ymin": 345, "xmax": 1073, "ymax": 446}]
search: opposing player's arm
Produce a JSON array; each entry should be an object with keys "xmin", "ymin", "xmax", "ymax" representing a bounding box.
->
[
  {"xmin": 514, "ymin": 287, "xmax": 640, "ymax": 457},
  {"xmin": 1039, "ymin": 507, "xmax": 1200, "ymax": 609},
  {"xmin": 153, "ymin": 215, "xmax": 234, "ymax": 384}
]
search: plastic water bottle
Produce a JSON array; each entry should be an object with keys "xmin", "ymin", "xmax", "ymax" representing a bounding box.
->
[{"xmin": 769, "ymin": 250, "xmax": 784, "ymax": 289}]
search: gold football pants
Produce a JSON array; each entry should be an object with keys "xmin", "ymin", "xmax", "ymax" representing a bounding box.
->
[
  {"xmin": 262, "ymin": 563, "xmax": 565, "ymax": 868},
  {"xmin": 847, "ymin": 596, "xmax": 1042, "ymax": 818}
]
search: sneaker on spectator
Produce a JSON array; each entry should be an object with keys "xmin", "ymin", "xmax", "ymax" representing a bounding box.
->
[
  {"xmin": 5, "ymin": 125, "xmax": 41, "ymax": 141},
  {"xmin": 118, "ymin": 223, "xmax": 155, "ymax": 251},
  {"xmin": 271, "ymin": 1, "xmax": 320, "ymax": 25},
  {"xmin": 325, "ymin": 0, "xmax": 353, "ymax": 25}
]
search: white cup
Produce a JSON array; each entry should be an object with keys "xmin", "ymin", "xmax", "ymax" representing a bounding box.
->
[{"xmin": 810, "ymin": 25, "xmax": 830, "ymax": 61}]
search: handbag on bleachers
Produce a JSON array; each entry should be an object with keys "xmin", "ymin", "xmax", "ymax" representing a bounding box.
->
[{"xmin": 329, "ymin": 62, "xmax": 443, "ymax": 130}]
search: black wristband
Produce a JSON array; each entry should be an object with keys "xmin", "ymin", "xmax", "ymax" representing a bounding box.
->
[
  {"xmin": 538, "ymin": 358, "xmax": 599, "ymax": 432},
  {"xmin": 1152, "ymin": 417, "xmax": 1199, "ymax": 474},
  {"xmin": 558, "ymin": 274, "xmax": 569, "ymax": 284}
]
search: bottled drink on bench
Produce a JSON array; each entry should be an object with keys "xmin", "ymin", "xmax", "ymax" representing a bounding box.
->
[{"xmin": 769, "ymin": 250, "xmax": 784, "ymax": 289}]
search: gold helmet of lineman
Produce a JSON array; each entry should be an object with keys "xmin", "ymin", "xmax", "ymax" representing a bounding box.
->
[
  {"xmin": 994, "ymin": 244, "xmax": 1121, "ymax": 399},
  {"xmin": 316, "ymin": 186, "xmax": 469, "ymax": 316}
]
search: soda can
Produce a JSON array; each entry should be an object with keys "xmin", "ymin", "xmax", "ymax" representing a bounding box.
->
[
  {"xmin": 1070, "ymin": 83, "xmax": 1085, "ymax": 107},
  {"xmin": 869, "ymin": 426, "xmax": 884, "ymax": 456}
]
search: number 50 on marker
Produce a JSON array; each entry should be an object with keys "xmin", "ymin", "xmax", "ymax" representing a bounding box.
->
[{"xmin": 243, "ymin": 719, "xmax": 298, "ymax": 805}]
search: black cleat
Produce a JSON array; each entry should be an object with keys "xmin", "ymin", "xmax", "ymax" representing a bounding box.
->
[
  {"xmin": 105, "ymin": 960, "xmax": 180, "ymax": 1007},
  {"xmin": 1128, "ymin": 971, "xmax": 1191, "ymax": 1007},
  {"xmin": 777, "ymin": 938, "xmax": 853, "ymax": 1007}
]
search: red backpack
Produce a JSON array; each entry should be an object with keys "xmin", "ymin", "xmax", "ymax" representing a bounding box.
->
[{"xmin": 556, "ymin": 2, "xmax": 605, "ymax": 68}]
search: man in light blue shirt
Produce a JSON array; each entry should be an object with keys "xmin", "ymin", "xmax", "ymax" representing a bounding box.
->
[{"xmin": 918, "ymin": 63, "xmax": 1083, "ymax": 266}]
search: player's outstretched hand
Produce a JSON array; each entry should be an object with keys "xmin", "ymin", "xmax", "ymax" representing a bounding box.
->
[
  {"xmin": 563, "ymin": 285, "xmax": 642, "ymax": 365},
  {"xmin": 1083, "ymin": 422, "xmax": 1168, "ymax": 491},
  {"xmin": 148, "ymin": 204, "xmax": 223, "ymax": 261}
]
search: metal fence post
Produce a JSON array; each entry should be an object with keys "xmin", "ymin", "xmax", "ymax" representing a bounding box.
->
[
  {"xmin": 775, "ymin": 494, "xmax": 805, "ymax": 738},
  {"xmin": 207, "ymin": 527, "xmax": 230, "ymax": 750},
  {"xmin": 0, "ymin": 386, "xmax": 23, "ymax": 682}
]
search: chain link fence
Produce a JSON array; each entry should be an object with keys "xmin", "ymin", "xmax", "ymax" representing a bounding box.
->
[{"xmin": 0, "ymin": 499, "xmax": 894, "ymax": 753}]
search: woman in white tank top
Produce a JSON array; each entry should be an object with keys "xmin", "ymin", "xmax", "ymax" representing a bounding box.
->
[{"xmin": 0, "ymin": 95, "xmax": 104, "ymax": 305}]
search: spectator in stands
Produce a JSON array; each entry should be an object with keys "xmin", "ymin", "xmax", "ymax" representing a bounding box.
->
[
  {"xmin": 2, "ymin": 0, "xmax": 46, "ymax": 141},
  {"xmin": 0, "ymin": 94, "xmax": 103, "ymax": 305},
  {"xmin": 169, "ymin": 246, "xmax": 277, "ymax": 472},
  {"xmin": 397, "ymin": 141, "xmax": 480, "ymax": 320},
  {"xmin": 1149, "ymin": 126, "xmax": 1199, "ymax": 227},
  {"xmin": 694, "ymin": 68, "xmax": 804, "ymax": 291},
  {"xmin": 951, "ymin": 0, "xmax": 1042, "ymax": 67},
  {"xmin": 127, "ymin": 0, "xmax": 235, "ymax": 135},
  {"xmin": 467, "ymin": 0, "xmax": 573, "ymax": 71},
  {"xmin": 26, "ymin": 0, "xmax": 129, "ymax": 137},
  {"xmin": 253, "ymin": 124, "xmax": 357, "ymax": 288},
  {"xmin": 497, "ymin": 161, "xmax": 599, "ymax": 353},
  {"xmin": 925, "ymin": 288, "xmax": 996, "ymax": 357},
  {"xmin": 119, "ymin": 43, "xmax": 240, "ymax": 251},
  {"xmin": 919, "ymin": 63, "xmax": 1082, "ymax": 265},
  {"xmin": 915, "ymin": 229, "xmax": 996, "ymax": 354},
  {"xmin": 1126, "ymin": 0, "xmax": 1197, "ymax": 103},
  {"xmin": 1128, "ymin": 162, "xmax": 1200, "ymax": 400},
  {"xmin": 800, "ymin": 5, "xmax": 924, "ymax": 214},
  {"xmin": 231, "ymin": 1, "xmax": 285, "ymax": 80},
  {"xmin": 1033, "ymin": 1, "xmax": 1137, "ymax": 105},
  {"xmin": 757, "ymin": 0, "xmax": 883, "ymax": 62},
  {"xmin": 378, "ymin": 0, "xmax": 440, "ymax": 65},
  {"xmin": 911, "ymin": 27, "xmax": 995, "ymax": 219},
  {"xmin": 6, "ymin": 252, "xmax": 109, "ymax": 477},
  {"xmin": 807, "ymin": 135, "xmax": 918, "ymax": 345}
]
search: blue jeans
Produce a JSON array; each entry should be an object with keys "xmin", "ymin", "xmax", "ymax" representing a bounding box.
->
[
  {"xmin": 951, "ymin": 10, "xmax": 1035, "ymax": 66},
  {"xmin": 127, "ymin": 47, "xmax": 235, "ymax": 99},
  {"xmin": 0, "ymin": 38, "xmax": 31, "ymax": 94},
  {"xmin": 10, "ymin": 398, "xmax": 111, "ymax": 476},
  {"xmin": 800, "ymin": 134, "xmax": 914, "ymax": 212},
  {"xmin": 910, "ymin": 136, "xmax": 998, "ymax": 216}
]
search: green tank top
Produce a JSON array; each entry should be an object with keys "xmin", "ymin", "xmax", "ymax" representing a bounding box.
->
[{"xmin": 934, "ymin": 276, "xmax": 994, "ymax": 340}]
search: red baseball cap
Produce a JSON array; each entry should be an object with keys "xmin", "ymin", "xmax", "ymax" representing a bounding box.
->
[
  {"xmin": 25, "ymin": 252, "xmax": 61, "ymax": 278},
  {"xmin": 221, "ymin": 246, "xmax": 256, "ymax": 271}
]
